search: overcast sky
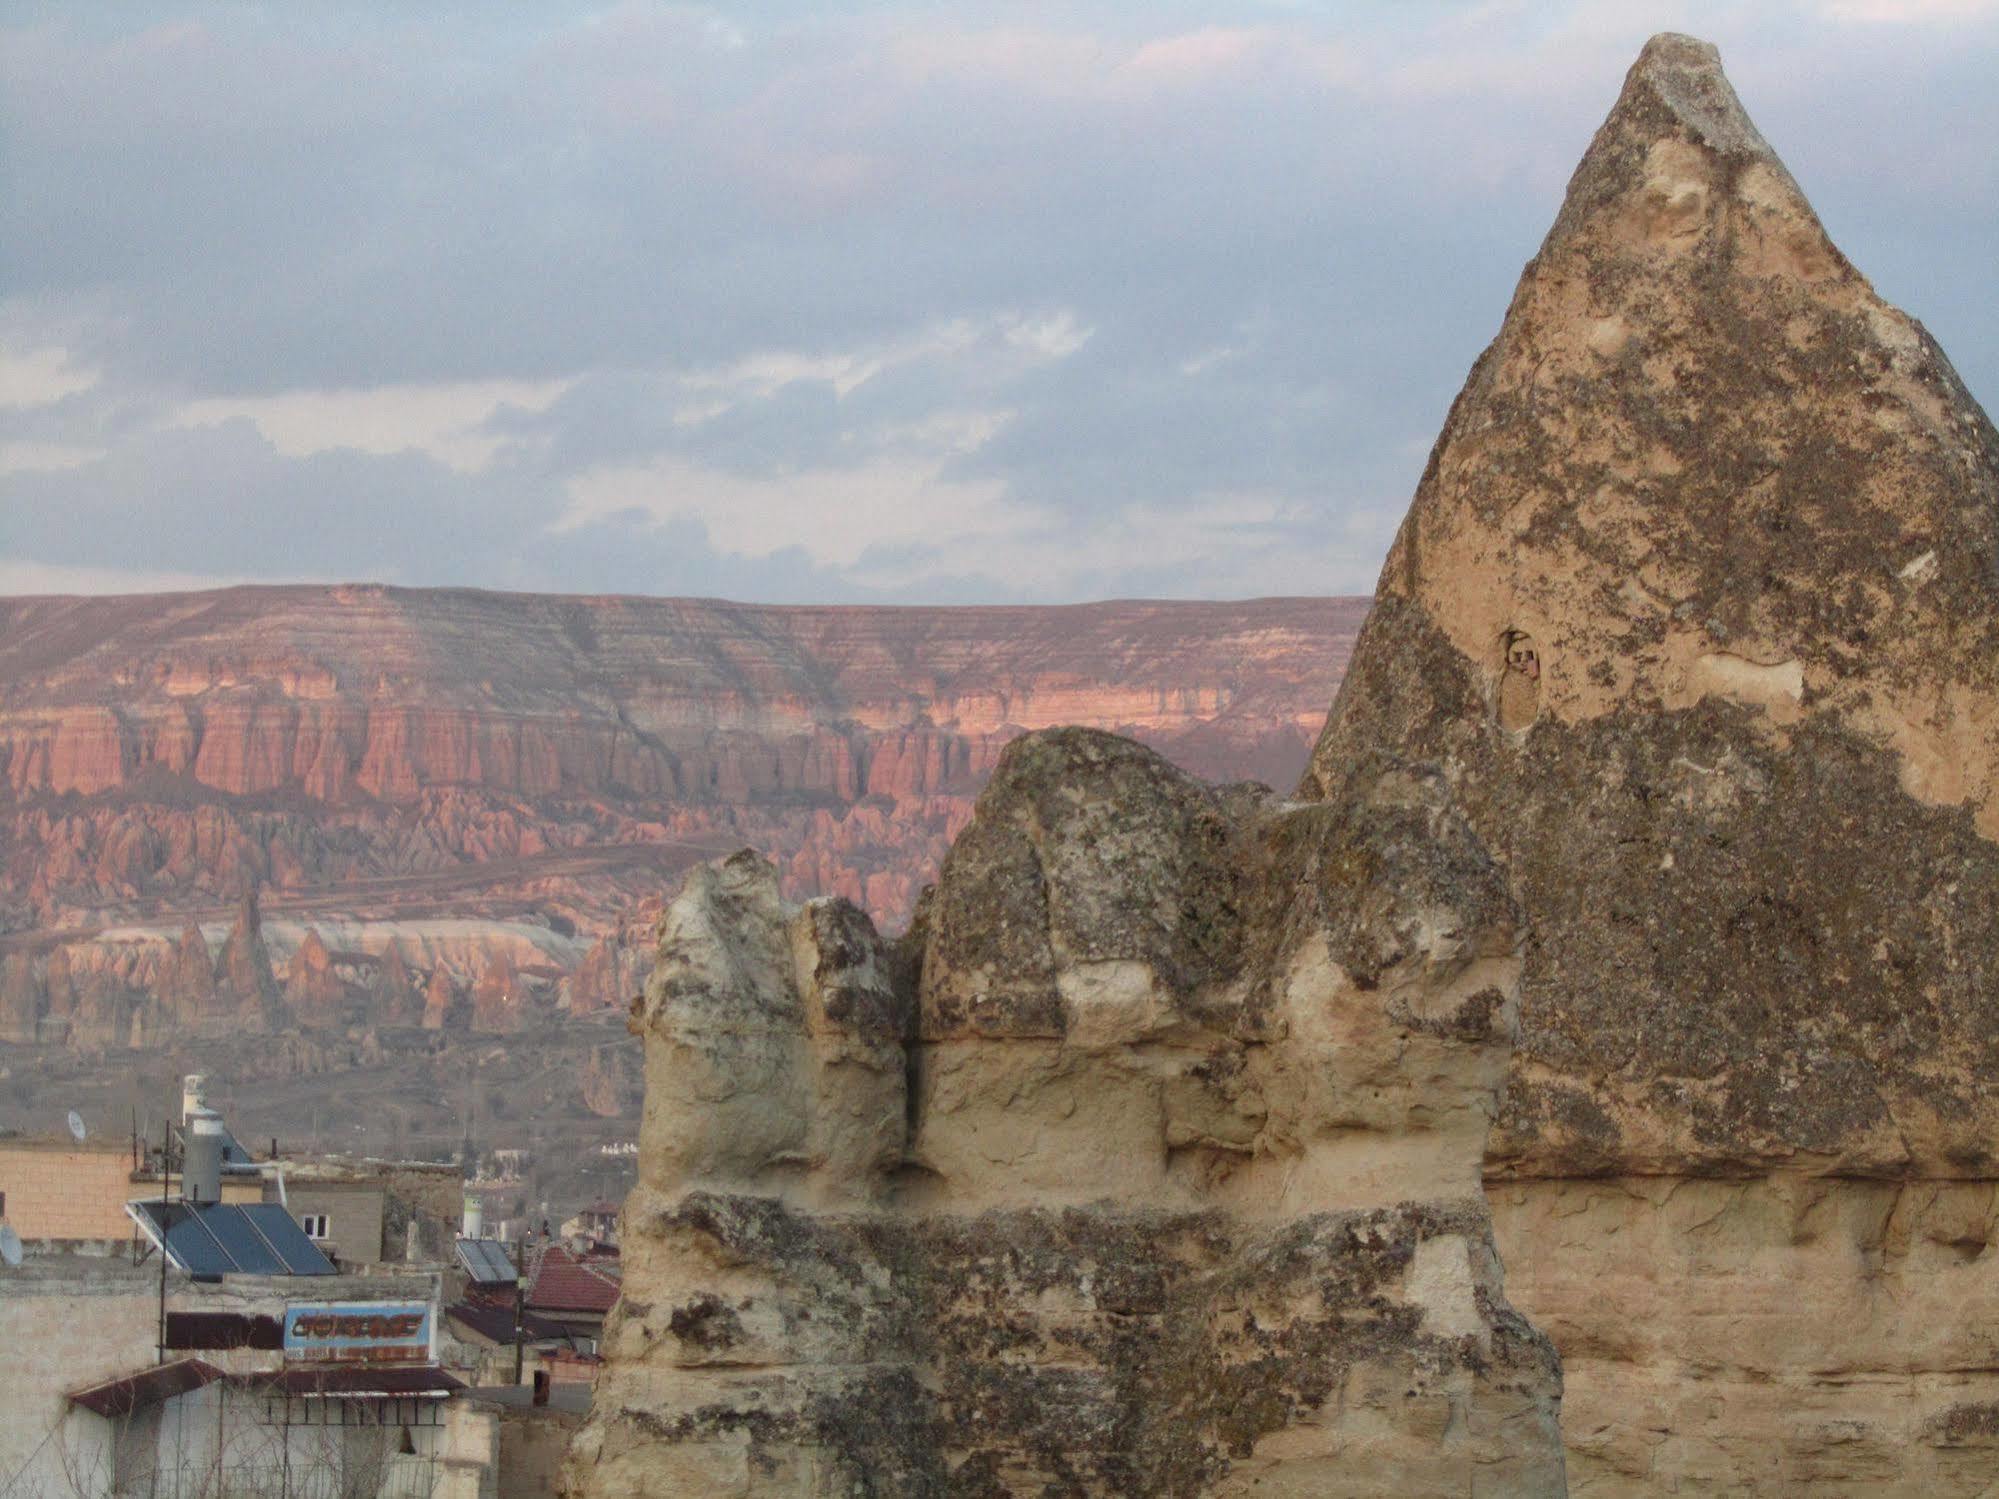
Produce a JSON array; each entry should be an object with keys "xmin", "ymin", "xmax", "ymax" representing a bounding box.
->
[{"xmin": 2, "ymin": 2, "xmax": 1994, "ymax": 604}]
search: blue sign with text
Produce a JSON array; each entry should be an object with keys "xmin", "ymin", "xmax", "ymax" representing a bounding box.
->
[{"xmin": 283, "ymin": 1301, "xmax": 432, "ymax": 1361}]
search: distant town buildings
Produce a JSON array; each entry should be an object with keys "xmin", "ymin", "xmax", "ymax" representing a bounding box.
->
[
  {"xmin": 557, "ymin": 1200, "xmax": 619, "ymax": 1247},
  {"xmin": 0, "ymin": 1077, "xmax": 618, "ymax": 1498},
  {"xmin": 521, "ymin": 1243, "xmax": 620, "ymax": 1349}
]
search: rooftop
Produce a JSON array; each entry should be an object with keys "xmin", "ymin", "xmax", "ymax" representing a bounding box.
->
[
  {"xmin": 445, "ymin": 1297, "xmax": 573, "ymax": 1346},
  {"xmin": 526, "ymin": 1244, "xmax": 621, "ymax": 1315},
  {"xmin": 0, "ymin": 1133, "xmax": 132, "ymax": 1156},
  {"xmin": 69, "ymin": 1359, "xmax": 223, "ymax": 1418}
]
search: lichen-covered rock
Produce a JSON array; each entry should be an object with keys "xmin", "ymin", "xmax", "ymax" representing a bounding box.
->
[
  {"xmin": 1308, "ymin": 33, "xmax": 1999, "ymax": 1494},
  {"xmin": 565, "ymin": 730, "xmax": 1564, "ymax": 1496}
]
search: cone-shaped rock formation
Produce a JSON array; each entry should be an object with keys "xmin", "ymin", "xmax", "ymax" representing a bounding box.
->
[
  {"xmin": 373, "ymin": 942, "xmax": 423, "ymax": 1028},
  {"xmin": 470, "ymin": 950, "xmax": 527, "ymax": 1033},
  {"xmin": 1310, "ymin": 32, "xmax": 1999, "ymax": 1494},
  {"xmin": 0, "ymin": 952, "xmax": 44, "ymax": 1043},
  {"xmin": 421, "ymin": 965, "xmax": 465, "ymax": 1031},
  {"xmin": 285, "ymin": 928, "xmax": 346, "ymax": 1028},
  {"xmin": 158, "ymin": 923, "xmax": 218, "ymax": 1028},
  {"xmin": 215, "ymin": 887, "xmax": 284, "ymax": 1032},
  {"xmin": 565, "ymin": 30, "xmax": 1997, "ymax": 1498}
]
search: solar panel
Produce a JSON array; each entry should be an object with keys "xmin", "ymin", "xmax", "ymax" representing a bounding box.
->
[
  {"xmin": 459, "ymin": 1239, "xmax": 506, "ymax": 1283},
  {"xmin": 192, "ymin": 1202, "xmax": 288, "ymax": 1275},
  {"xmin": 455, "ymin": 1238, "xmax": 519, "ymax": 1285},
  {"xmin": 130, "ymin": 1200, "xmax": 235, "ymax": 1277},
  {"xmin": 240, "ymin": 1203, "xmax": 337, "ymax": 1275},
  {"xmin": 131, "ymin": 1200, "xmax": 337, "ymax": 1276}
]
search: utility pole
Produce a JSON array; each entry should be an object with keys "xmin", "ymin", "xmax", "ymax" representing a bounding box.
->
[
  {"xmin": 156, "ymin": 1089, "xmax": 171, "ymax": 1364},
  {"xmin": 512, "ymin": 1237, "xmax": 527, "ymax": 1385}
]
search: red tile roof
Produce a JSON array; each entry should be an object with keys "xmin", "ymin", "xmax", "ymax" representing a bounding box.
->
[{"xmin": 526, "ymin": 1243, "xmax": 621, "ymax": 1315}]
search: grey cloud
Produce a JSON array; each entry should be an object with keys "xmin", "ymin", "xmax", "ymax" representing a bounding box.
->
[
  {"xmin": 0, "ymin": 417, "xmax": 883, "ymax": 602},
  {"xmin": 2, "ymin": 2, "xmax": 1993, "ymax": 603}
]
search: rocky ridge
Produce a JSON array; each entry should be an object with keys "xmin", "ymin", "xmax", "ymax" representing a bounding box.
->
[
  {"xmin": 0, "ymin": 592, "xmax": 1362, "ymax": 1054},
  {"xmin": 566, "ymin": 734, "xmax": 1564, "ymax": 1495}
]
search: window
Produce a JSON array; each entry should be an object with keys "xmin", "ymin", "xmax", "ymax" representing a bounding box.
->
[{"xmin": 299, "ymin": 1213, "xmax": 330, "ymax": 1240}]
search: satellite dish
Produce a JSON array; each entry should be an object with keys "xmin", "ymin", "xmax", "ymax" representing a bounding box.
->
[
  {"xmin": 0, "ymin": 1224, "xmax": 21, "ymax": 1269},
  {"xmin": 67, "ymin": 1110, "xmax": 86, "ymax": 1143}
]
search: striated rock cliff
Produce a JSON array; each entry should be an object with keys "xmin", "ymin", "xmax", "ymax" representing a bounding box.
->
[
  {"xmin": 0, "ymin": 592, "xmax": 1362, "ymax": 1060},
  {"xmin": 0, "ymin": 588, "xmax": 1348, "ymax": 800},
  {"xmin": 565, "ymin": 731, "xmax": 1564, "ymax": 1495},
  {"xmin": 1310, "ymin": 34, "xmax": 1999, "ymax": 1494},
  {"xmin": 0, "ymin": 589, "xmax": 1356, "ymax": 881}
]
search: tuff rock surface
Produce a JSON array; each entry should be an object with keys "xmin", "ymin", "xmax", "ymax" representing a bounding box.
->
[
  {"xmin": 1309, "ymin": 34, "xmax": 1999, "ymax": 1494},
  {"xmin": 564, "ymin": 730, "xmax": 1564, "ymax": 1496}
]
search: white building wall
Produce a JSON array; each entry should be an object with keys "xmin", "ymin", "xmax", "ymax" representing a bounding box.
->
[
  {"xmin": 0, "ymin": 1252, "xmax": 156, "ymax": 1499},
  {"xmin": 0, "ymin": 1249, "xmax": 446, "ymax": 1499}
]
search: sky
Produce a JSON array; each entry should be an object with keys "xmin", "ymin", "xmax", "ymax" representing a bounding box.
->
[{"xmin": 2, "ymin": 1, "xmax": 1995, "ymax": 605}]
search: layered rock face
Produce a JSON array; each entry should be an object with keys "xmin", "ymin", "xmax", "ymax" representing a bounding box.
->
[
  {"xmin": 566, "ymin": 731, "xmax": 1564, "ymax": 1496},
  {"xmin": 0, "ymin": 589, "xmax": 1358, "ymax": 931},
  {"xmin": 1309, "ymin": 35, "xmax": 1999, "ymax": 1494},
  {"xmin": 0, "ymin": 591, "xmax": 1361, "ymax": 1054}
]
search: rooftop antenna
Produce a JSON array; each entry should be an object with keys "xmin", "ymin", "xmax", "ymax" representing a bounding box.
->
[{"xmin": 68, "ymin": 1110, "xmax": 87, "ymax": 1144}]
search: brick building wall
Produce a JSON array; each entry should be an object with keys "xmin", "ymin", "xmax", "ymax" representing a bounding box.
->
[{"xmin": 0, "ymin": 1139, "xmax": 141, "ymax": 1240}]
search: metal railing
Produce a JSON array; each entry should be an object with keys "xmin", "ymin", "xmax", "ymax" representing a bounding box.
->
[{"xmin": 135, "ymin": 1455, "xmax": 437, "ymax": 1499}]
